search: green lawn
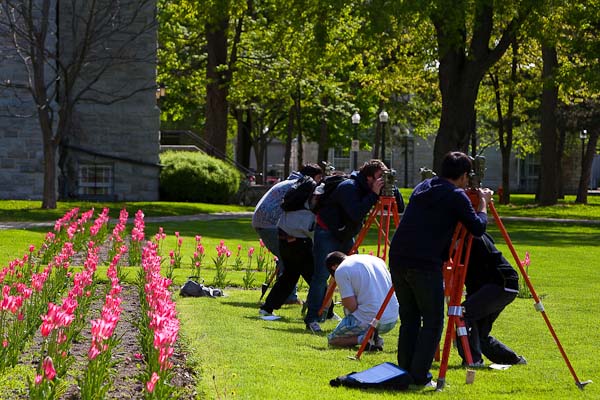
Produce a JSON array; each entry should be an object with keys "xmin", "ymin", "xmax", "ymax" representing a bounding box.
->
[{"xmin": 0, "ymin": 201, "xmax": 598, "ymax": 399}]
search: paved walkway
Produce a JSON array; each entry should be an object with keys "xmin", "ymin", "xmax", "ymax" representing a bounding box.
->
[{"xmin": 0, "ymin": 211, "xmax": 598, "ymax": 230}]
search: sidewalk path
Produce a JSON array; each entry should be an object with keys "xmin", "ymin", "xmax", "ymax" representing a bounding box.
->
[
  {"xmin": 0, "ymin": 212, "xmax": 598, "ymax": 230},
  {"xmin": 0, "ymin": 211, "xmax": 255, "ymax": 230}
]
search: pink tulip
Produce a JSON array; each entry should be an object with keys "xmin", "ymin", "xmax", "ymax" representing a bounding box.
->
[
  {"xmin": 43, "ymin": 357, "xmax": 56, "ymax": 380},
  {"xmin": 146, "ymin": 372, "xmax": 160, "ymax": 393}
]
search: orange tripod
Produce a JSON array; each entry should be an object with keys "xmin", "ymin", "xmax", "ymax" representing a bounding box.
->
[
  {"xmin": 488, "ymin": 201, "xmax": 591, "ymax": 390},
  {"xmin": 436, "ymin": 223, "xmax": 477, "ymax": 389},
  {"xmin": 436, "ymin": 198, "xmax": 591, "ymax": 390},
  {"xmin": 317, "ymin": 196, "xmax": 400, "ymax": 320}
]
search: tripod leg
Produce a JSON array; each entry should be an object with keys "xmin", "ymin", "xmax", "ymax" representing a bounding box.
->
[
  {"xmin": 489, "ymin": 202, "xmax": 591, "ymax": 389},
  {"xmin": 353, "ymin": 286, "xmax": 396, "ymax": 360}
]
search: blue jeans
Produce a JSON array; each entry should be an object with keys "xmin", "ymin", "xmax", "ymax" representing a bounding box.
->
[
  {"xmin": 391, "ymin": 266, "xmax": 444, "ymax": 385},
  {"xmin": 304, "ymin": 226, "xmax": 353, "ymax": 324},
  {"xmin": 457, "ymin": 284, "xmax": 520, "ymax": 364},
  {"xmin": 254, "ymin": 227, "xmax": 298, "ymax": 301}
]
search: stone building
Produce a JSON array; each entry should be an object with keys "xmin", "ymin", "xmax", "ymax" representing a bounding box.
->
[{"xmin": 0, "ymin": 0, "xmax": 160, "ymax": 202}]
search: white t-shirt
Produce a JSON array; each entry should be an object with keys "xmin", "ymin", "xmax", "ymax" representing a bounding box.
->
[{"xmin": 334, "ymin": 254, "xmax": 399, "ymax": 325}]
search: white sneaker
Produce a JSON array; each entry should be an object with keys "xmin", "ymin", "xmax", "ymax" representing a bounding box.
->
[{"xmin": 259, "ymin": 309, "xmax": 275, "ymax": 316}]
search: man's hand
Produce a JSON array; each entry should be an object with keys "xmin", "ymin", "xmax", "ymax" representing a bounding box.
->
[
  {"xmin": 372, "ymin": 177, "xmax": 384, "ymax": 195},
  {"xmin": 476, "ymin": 188, "xmax": 493, "ymax": 213}
]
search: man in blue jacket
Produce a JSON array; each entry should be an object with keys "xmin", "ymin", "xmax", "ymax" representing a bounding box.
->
[
  {"xmin": 304, "ymin": 159, "xmax": 386, "ymax": 333},
  {"xmin": 389, "ymin": 151, "xmax": 492, "ymax": 388}
]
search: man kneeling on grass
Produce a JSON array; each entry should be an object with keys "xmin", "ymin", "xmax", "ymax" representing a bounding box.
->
[{"xmin": 325, "ymin": 252, "xmax": 398, "ymax": 351}]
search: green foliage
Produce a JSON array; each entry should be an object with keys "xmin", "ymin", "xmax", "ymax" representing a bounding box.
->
[{"xmin": 159, "ymin": 151, "xmax": 242, "ymax": 204}]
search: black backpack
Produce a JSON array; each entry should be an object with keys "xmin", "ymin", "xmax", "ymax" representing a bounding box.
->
[
  {"xmin": 281, "ymin": 176, "xmax": 317, "ymax": 211},
  {"xmin": 313, "ymin": 174, "xmax": 349, "ymax": 212}
]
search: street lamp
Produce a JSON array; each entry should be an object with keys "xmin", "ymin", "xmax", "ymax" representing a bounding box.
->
[
  {"xmin": 351, "ymin": 111, "xmax": 361, "ymax": 171},
  {"xmin": 155, "ymin": 83, "xmax": 166, "ymax": 99},
  {"xmin": 402, "ymin": 128, "xmax": 412, "ymax": 187},
  {"xmin": 378, "ymin": 110, "xmax": 389, "ymax": 166},
  {"xmin": 580, "ymin": 129, "xmax": 588, "ymax": 175}
]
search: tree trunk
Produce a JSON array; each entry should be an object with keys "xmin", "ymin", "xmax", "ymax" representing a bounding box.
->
[
  {"xmin": 576, "ymin": 130, "xmax": 599, "ymax": 203},
  {"xmin": 284, "ymin": 105, "xmax": 295, "ymax": 177},
  {"xmin": 538, "ymin": 44, "xmax": 560, "ymax": 206},
  {"xmin": 317, "ymin": 96, "xmax": 329, "ymax": 164},
  {"xmin": 205, "ymin": 16, "xmax": 230, "ymax": 158},
  {"xmin": 235, "ymin": 110, "xmax": 252, "ymax": 169},
  {"xmin": 433, "ymin": 71, "xmax": 480, "ymax": 172},
  {"xmin": 295, "ymin": 92, "xmax": 303, "ymax": 168}
]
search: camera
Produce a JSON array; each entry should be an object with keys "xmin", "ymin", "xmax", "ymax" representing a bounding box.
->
[
  {"xmin": 381, "ymin": 169, "xmax": 396, "ymax": 196},
  {"xmin": 468, "ymin": 156, "xmax": 486, "ymax": 189}
]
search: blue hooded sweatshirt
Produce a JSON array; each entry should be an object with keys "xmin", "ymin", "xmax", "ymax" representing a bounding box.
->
[{"xmin": 389, "ymin": 176, "xmax": 487, "ymax": 272}]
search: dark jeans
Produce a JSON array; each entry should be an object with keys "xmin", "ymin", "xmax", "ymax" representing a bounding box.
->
[
  {"xmin": 254, "ymin": 227, "xmax": 298, "ymax": 302},
  {"xmin": 391, "ymin": 267, "xmax": 444, "ymax": 385},
  {"xmin": 261, "ymin": 238, "xmax": 314, "ymax": 313},
  {"xmin": 457, "ymin": 283, "xmax": 520, "ymax": 365}
]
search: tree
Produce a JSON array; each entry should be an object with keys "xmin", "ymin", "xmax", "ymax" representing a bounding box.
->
[
  {"xmin": 426, "ymin": 0, "xmax": 537, "ymax": 172},
  {"xmin": 0, "ymin": 0, "xmax": 157, "ymax": 208}
]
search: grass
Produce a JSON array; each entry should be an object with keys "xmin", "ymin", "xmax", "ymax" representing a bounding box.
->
[
  {"xmin": 0, "ymin": 200, "xmax": 253, "ymax": 222},
  {"xmin": 0, "ymin": 193, "xmax": 599, "ymax": 223},
  {"xmin": 0, "ymin": 200, "xmax": 598, "ymax": 399}
]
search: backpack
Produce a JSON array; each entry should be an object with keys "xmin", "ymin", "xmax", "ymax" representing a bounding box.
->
[
  {"xmin": 313, "ymin": 174, "xmax": 349, "ymax": 212},
  {"xmin": 281, "ymin": 175, "xmax": 317, "ymax": 211},
  {"xmin": 180, "ymin": 278, "xmax": 224, "ymax": 297}
]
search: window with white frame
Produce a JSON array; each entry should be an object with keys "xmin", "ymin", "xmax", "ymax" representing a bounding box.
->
[{"xmin": 78, "ymin": 164, "xmax": 113, "ymax": 196}]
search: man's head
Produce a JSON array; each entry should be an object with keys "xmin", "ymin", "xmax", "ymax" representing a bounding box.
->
[
  {"xmin": 299, "ymin": 163, "xmax": 324, "ymax": 183},
  {"xmin": 440, "ymin": 151, "xmax": 472, "ymax": 188},
  {"xmin": 325, "ymin": 251, "xmax": 347, "ymax": 276},
  {"xmin": 360, "ymin": 159, "xmax": 387, "ymax": 190}
]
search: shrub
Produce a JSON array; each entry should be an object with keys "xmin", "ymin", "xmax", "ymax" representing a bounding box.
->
[{"xmin": 159, "ymin": 151, "xmax": 242, "ymax": 203}]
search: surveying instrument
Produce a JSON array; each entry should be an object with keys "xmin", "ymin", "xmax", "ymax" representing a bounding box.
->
[
  {"xmin": 318, "ymin": 168, "xmax": 401, "ymax": 360},
  {"xmin": 435, "ymin": 156, "xmax": 591, "ymax": 391}
]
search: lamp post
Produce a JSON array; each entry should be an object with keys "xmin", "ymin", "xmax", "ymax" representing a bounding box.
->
[
  {"xmin": 378, "ymin": 110, "xmax": 389, "ymax": 166},
  {"xmin": 351, "ymin": 111, "xmax": 361, "ymax": 171},
  {"xmin": 155, "ymin": 83, "xmax": 166, "ymax": 99},
  {"xmin": 262, "ymin": 126, "xmax": 269, "ymax": 185},
  {"xmin": 402, "ymin": 128, "xmax": 412, "ymax": 187},
  {"xmin": 580, "ymin": 129, "xmax": 588, "ymax": 175}
]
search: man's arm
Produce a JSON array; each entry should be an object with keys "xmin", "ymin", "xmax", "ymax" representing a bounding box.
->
[{"xmin": 341, "ymin": 295, "xmax": 358, "ymax": 313}]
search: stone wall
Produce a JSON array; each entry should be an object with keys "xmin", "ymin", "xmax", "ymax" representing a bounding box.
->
[{"xmin": 0, "ymin": 0, "xmax": 160, "ymax": 201}]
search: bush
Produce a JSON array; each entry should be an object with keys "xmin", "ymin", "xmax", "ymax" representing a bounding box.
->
[{"xmin": 159, "ymin": 151, "xmax": 242, "ymax": 203}]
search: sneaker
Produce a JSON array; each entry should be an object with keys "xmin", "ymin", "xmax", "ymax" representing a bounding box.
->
[
  {"xmin": 516, "ymin": 356, "xmax": 527, "ymax": 365},
  {"xmin": 469, "ymin": 359, "xmax": 486, "ymax": 368},
  {"xmin": 328, "ymin": 312, "xmax": 342, "ymax": 322},
  {"xmin": 306, "ymin": 321, "xmax": 322, "ymax": 333},
  {"xmin": 408, "ymin": 380, "xmax": 436, "ymax": 390},
  {"xmin": 364, "ymin": 341, "xmax": 383, "ymax": 352},
  {"xmin": 259, "ymin": 308, "xmax": 275, "ymax": 317}
]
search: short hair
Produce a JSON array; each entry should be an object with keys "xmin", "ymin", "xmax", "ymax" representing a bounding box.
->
[
  {"xmin": 299, "ymin": 163, "xmax": 323, "ymax": 178},
  {"xmin": 440, "ymin": 152, "xmax": 472, "ymax": 180},
  {"xmin": 325, "ymin": 251, "xmax": 347, "ymax": 274},
  {"xmin": 359, "ymin": 159, "xmax": 388, "ymax": 178}
]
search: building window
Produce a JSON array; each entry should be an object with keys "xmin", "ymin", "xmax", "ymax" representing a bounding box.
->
[{"xmin": 78, "ymin": 164, "xmax": 113, "ymax": 196}]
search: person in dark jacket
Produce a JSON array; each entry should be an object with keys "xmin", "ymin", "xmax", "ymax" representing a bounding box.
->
[
  {"xmin": 304, "ymin": 159, "xmax": 386, "ymax": 333},
  {"xmin": 457, "ymin": 232, "xmax": 526, "ymax": 366},
  {"xmin": 388, "ymin": 151, "xmax": 493, "ymax": 387}
]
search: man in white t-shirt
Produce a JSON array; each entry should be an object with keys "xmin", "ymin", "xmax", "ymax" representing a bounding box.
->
[{"xmin": 325, "ymin": 252, "xmax": 399, "ymax": 351}]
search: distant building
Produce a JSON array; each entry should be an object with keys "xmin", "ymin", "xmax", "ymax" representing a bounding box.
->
[
  {"xmin": 255, "ymin": 133, "xmax": 588, "ymax": 193},
  {"xmin": 0, "ymin": 0, "xmax": 160, "ymax": 201}
]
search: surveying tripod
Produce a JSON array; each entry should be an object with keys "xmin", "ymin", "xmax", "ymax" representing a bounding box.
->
[
  {"xmin": 317, "ymin": 195, "xmax": 401, "ymax": 359},
  {"xmin": 436, "ymin": 192, "xmax": 592, "ymax": 390}
]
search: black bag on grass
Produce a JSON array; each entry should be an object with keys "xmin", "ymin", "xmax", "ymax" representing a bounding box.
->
[
  {"xmin": 180, "ymin": 278, "xmax": 224, "ymax": 297},
  {"xmin": 330, "ymin": 362, "xmax": 412, "ymax": 390}
]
